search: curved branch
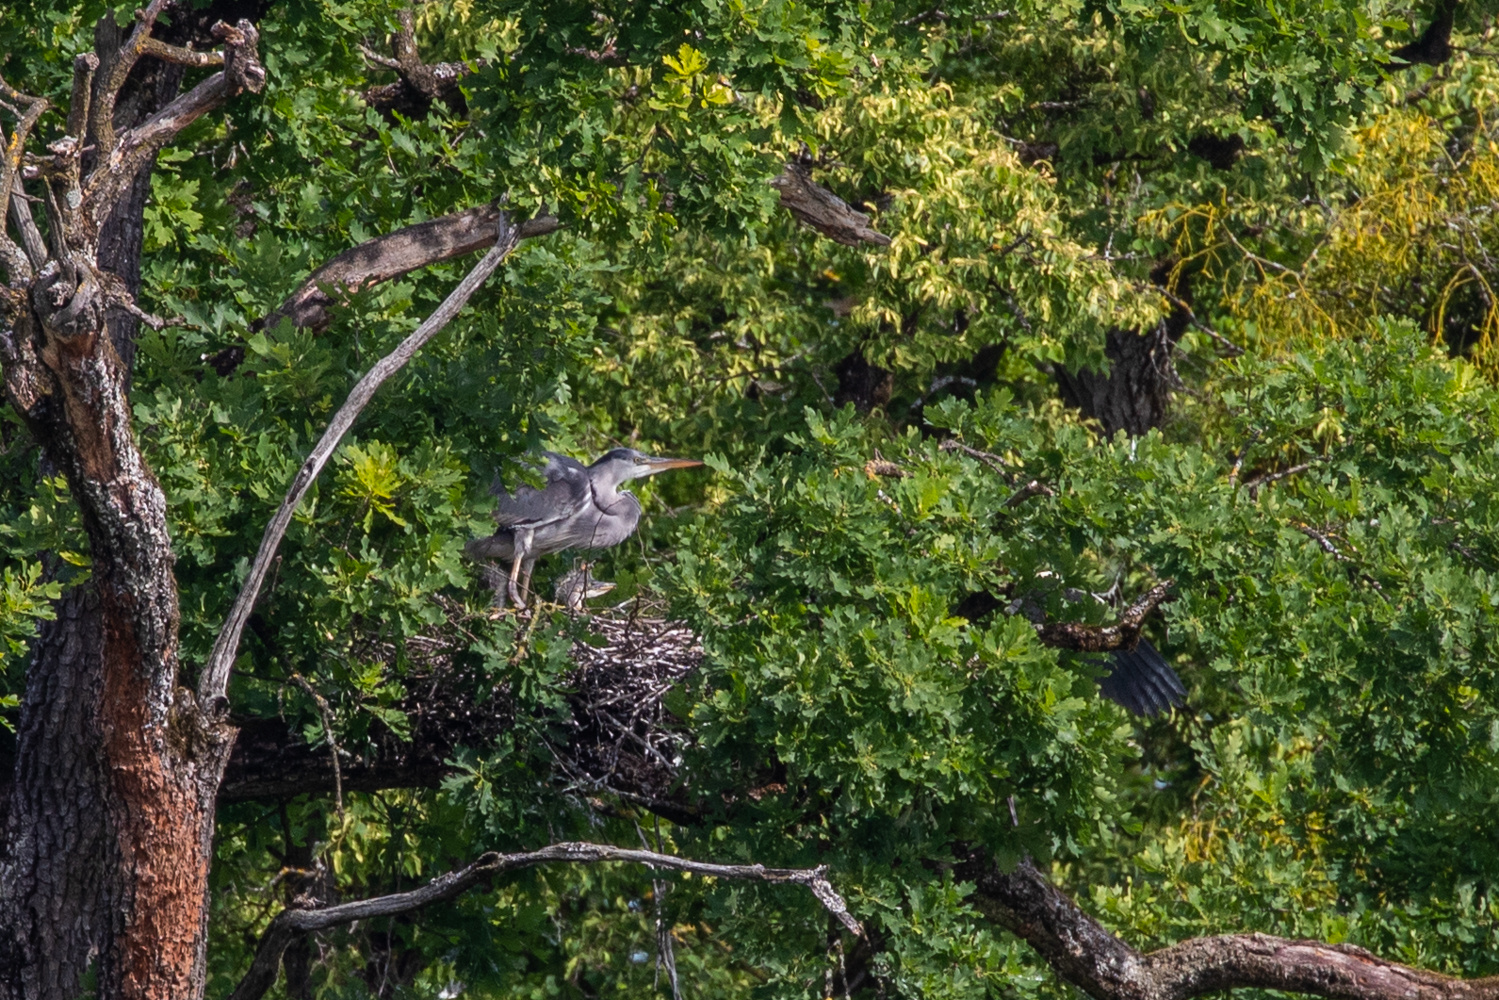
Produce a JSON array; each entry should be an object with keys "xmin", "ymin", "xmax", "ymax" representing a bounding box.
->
[
  {"xmin": 227, "ymin": 842, "xmax": 861, "ymax": 1000},
  {"xmin": 199, "ymin": 214, "xmax": 535, "ymax": 706},
  {"xmin": 963, "ymin": 854, "xmax": 1499, "ymax": 1000},
  {"xmin": 260, "ymin": 207, "xmax": 560, "ymax": 332}
]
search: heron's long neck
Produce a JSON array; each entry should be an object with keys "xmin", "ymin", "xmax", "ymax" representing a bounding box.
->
[{"xmin": 591, "ymin": 479, "xmax": 640, "ymax": 515}]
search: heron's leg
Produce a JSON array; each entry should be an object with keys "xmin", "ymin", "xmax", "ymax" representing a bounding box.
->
[
  {"xmin": 518, "ymin": 558, "xmax": 536, "ymax": 604},
  {"xmin": 506, "ymin": 553, "xmax": 525, "ymax": 608},
  {"xmin": 507, "ymin": 529, "xmax": 533, "ymax": 608}
]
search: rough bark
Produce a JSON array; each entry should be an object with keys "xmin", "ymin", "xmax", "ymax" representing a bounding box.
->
[
  {"xmin": 771, "ymin": 161, "xmax": 892, "ymax": 247},
  {"xmin": 0, "ymin": 9, "xmax": 265, "ymax": 999},
  {"xmin": 1054, "ymin": 321, "xmax": 1177, "ymax": 436},
  {"xmin": 962, "ymin": 853, "xmax": 1499, "ymax": 1000},
  {"xmin": 0, "ymin": 275, "xmax": 237, "ymax": 1000},
  {"xmin": 0, "ymin": 590, "xmax": 112, "ymax": 999}
]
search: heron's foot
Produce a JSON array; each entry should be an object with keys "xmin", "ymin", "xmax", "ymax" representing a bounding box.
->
[{"xmin": 507, "ymin": 577, "xmax": 527, "ymax": 609}]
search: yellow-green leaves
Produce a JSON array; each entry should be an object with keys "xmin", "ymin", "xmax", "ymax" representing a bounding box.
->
[{"xmin": 339, "ymin": 441, "xmax": 410, "ymax": 531}]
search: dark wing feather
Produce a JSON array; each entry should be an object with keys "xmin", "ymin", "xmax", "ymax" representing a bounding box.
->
[
  {"xmin": 493, "ymin": 452, "xmax": 591, "ymax": 529},
  {"xmin": 1097, "ymin": 639, "xmax": 1186, "ymax": 717}
]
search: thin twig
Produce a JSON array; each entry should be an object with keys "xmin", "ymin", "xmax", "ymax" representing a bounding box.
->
[
  {"xmin": 288, "ymin": 673, "xmax": 343, "ymax": 817},
  {"xmin": 1152, "ymin": 285, "xmax": 1244, "ymax": 357},
  {"xmin": 1241, "ymin": 460, "xmax": 1318, "ymax": 498},
  {"xmin": 939, "ymin": 438, "xmax": 1015, "ymax": 480}
]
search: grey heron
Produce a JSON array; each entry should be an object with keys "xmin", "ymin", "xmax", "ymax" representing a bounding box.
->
[
  {"xmin": 466, "ymin": 448, "xmax": 703, "ymax": 608},
  {"xmin": 553, "ymin": 563, "xmax": 617, "ymax": 611}
]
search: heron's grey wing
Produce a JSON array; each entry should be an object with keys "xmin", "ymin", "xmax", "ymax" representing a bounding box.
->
[{"xmin": 492, "ymin": 452, "xmax": 590, "ymax": 528}]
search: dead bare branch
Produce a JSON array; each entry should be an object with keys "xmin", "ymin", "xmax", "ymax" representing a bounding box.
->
[
  {"xmin": 87, "ymin": 0, "xmax": 173, "ymax": 159},
  {"xmin": 771, "ymin": 161, "xmax": 892, "ymax": 247},
  {"xmin": 200, "ymin": 214, "xmax": 536, "ymax": 706},
  {"xmin": 0, "ymin": 80, "xmax": 49, "ymax": 284},
  {"xmin": 64, "ymin": 52, "xmax": 99, "ymax": 147},
  {"xmin": 6, "ymin": 187, "xmax": 47, "ymax": 271},
  {"xmin": 83, "ymin": 19, "xmax": 266, "ymax": 226},
  {"xmin": 261, "ymin": 207, "xmax": 560, "ymax": 332},
  {"xmin": 228, "ymin": 842, "xmax": 861, "ymax": 1000},
  {"xmin": 139, "ymin": 37, "xmax": 225, "ymax": 69}
]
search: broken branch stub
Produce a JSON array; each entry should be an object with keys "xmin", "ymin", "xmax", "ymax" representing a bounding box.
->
[{"xmin": 772, "ymin": 162, "xmax": 892, "ymax": 247}]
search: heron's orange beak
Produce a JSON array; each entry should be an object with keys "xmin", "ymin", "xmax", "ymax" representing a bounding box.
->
[{"xmin": 644, "ymin": 456, "xmax": 704, "ymax": 472}]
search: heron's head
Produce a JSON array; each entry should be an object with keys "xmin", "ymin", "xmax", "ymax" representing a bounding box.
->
[{"xmin": 590, "ymin": 448, "xmax": 703, "ymax": 487}]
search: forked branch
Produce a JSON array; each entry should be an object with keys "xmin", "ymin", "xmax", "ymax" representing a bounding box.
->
[
  {"xmin": 962, "ymin": 853, "xmax": 1499, "ymax": 1000},
  {"xmin": 1032, "ymin": 579, "xmax": 1173, "ymax": 652},
  {"xmin": 83, "ymin": 19, "xmax": 266, "ymax": 226},
  {"xmin": 228, "ymin": 842, "xmax": 861, "ymax": 1000},
  {"xmin": 200, "ymin": 214, "xmax": 535, "ymax": 705},
  {"xmin": 361, "ymin": 7, "xmax": 478, "ymax": 114}
]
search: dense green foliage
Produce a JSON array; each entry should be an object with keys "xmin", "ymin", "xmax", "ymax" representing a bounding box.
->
[{"xmin": 7, "ymin": 0, "xmax": 1499, "ymax": 996}]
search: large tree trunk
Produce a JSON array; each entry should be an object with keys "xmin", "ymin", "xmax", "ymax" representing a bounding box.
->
[
  {"xmin": 1054, "ymin": 322, "xmax": 1177, "ymax": 436},
  {"xmin": 0, "ymin": 589, "xmax": 111, "ymax": 998},
  {"xmin": 0, "ymin": 295, "xmax": 236, "ymax": 1000},
  {"xmin": 1055, "ymin": 264, "xmax": 1191, "ymax": 437},
  {"xmin": 0, "ymin": 8, "xmax": 264, "ymax": 998}
]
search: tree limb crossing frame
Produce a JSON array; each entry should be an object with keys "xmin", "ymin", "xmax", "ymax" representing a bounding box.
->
[{"xmin": 227, "ymin": 842, "xmax": 862, "ymax": 1000}]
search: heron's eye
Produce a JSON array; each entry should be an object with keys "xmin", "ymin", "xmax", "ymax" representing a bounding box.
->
[{"xmin": 634, "ymin": 457, "xmax": 647, "ymax": 464}]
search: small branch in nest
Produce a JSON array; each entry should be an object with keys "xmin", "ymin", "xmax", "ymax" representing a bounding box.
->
[
  {"xmin": 771, "ymin": 161, "xmax": 891, "ymax": 247},
  {"xmin": 1032, "ymin": 580, "xmax": 1174, "ymax": 652},
  {"xmin": 227, "ymin": 842, "xmax": 861, "ymax": 1000}
]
